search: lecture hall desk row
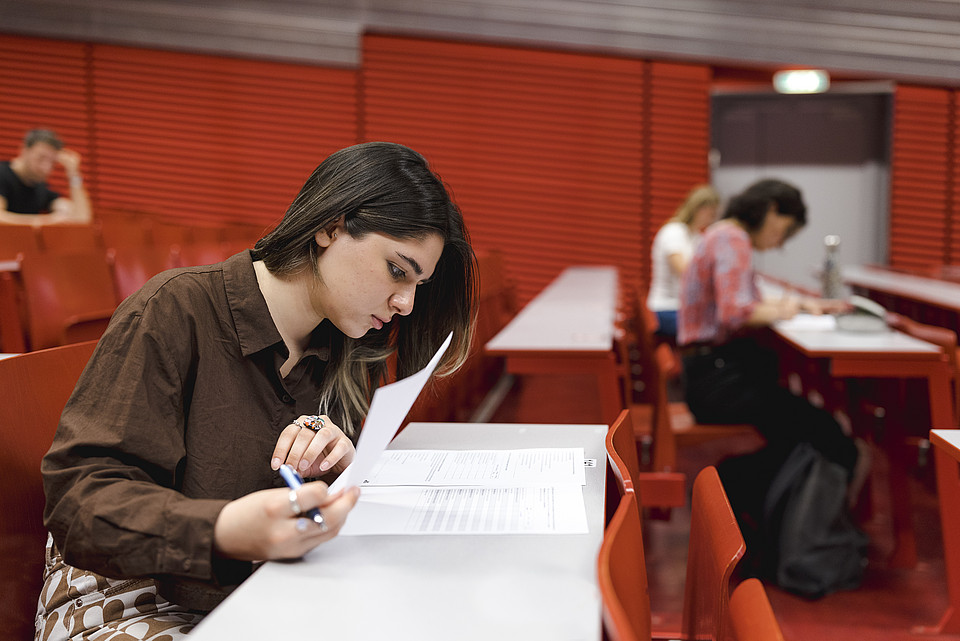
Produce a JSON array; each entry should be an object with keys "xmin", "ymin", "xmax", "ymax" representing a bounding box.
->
[{"xmin": 490, "ymin": 265, "xmax": 957, "ymax": 573}]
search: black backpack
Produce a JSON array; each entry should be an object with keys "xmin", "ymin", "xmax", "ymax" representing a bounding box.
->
[{"xmin": 760, "ymin": 442, "xmax": 869, "ymax": 599}]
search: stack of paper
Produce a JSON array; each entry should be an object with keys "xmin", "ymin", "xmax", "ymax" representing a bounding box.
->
[
  {"xmin": 324, "ymin": 331, "xmax": 590, "ymax": 536},
  {"xmin": 340, "ymin": 448, "xmax": 589, "ymax": 535}
]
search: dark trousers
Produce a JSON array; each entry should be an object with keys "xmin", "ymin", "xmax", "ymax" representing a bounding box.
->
[{"xmin": 681, "ymin": 338, "xmax": 858, "ymax": 475}]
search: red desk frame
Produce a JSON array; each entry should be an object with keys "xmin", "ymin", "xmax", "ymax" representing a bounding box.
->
[
  {"xmin": 484, "ymin": 348, "xmax": 623, "ymax": 426},
  {"xmin": 927, "ymin": 430, "xmax": 960, "ymax": 635},
  {"xmin": 774, "ymin": 329, "xmax": 953, "ymax": 570}
]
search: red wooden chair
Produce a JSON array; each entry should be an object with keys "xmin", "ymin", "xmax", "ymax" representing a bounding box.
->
[
  {"xmin": 679, "ymin": 466, "xmax": 746, "ymax": 641},
  {"xmin": 178, "ymin": 241, "xmax": 230, "ymax": 267},
  {"xmin": 598, "ymin": 491, "xmax": 652, "ymax": 641},
  {"xmin": 222, "ymin": 222, "xmax": 267, "ymax": 251},
  {"xmin": 606, "ymin": 409, "xmax": 686, "ymax": 517},
  {"xmin": 727, "ymin": 578, "xmax": 785, "ymax": 641},
  {"xmin": 37, "ymin": 223, "xmax": 103, "ymax": 254},
  {"xmin": 627, "ymin": 295, "xmax": 756, "ymax": 474},
  {"xmin": 0, "ymin": 265, "xmax": 27, "ymax": 353},
  {"xmin": 0, "ymin": 340, "xmax": 97, "ymax": 640},
  {"xmin": 607, "ymin": 409, "xmax": 641, "ymax": 496},
  {"xmin": 191, "ymin": 224, "xmax": 224, "ymax": 246},
  {"xmin": 18, "ymin": 250, "xmax": 117, "ymax": 350},
  {"xmin": 0, "ymin": 224, "xmax": 41, "ymax": 259},
  {"xmin": 0, "ymin": 227, "xmax": 36, "ymax": 352},
  {"xmin": 106, "ymin": 244, "xmax": 179, "ymax": 303},
  {"xmin": 97, "ymin": 213, "xmax": 152, "ymax": 249},
  {"xmin": 177, "ymin": 226, "xmax": 231, "ymax": 267}
]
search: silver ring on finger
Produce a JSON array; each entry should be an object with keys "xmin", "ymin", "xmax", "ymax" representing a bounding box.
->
[
  {"xmin": 299, "ymin": 415, "xmax": 325, "ymax": 433},
  {"xmin": 288, "ymin": 489, "xmax": 302, "ymax": 516},
  {"xmin": 311, "ymin": 509, "xmax": 329, "ymax": 532}
]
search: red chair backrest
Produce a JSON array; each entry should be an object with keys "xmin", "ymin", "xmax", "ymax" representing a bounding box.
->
[
  {"xmin": 106, "ymin": 245, "xmax": 178, "ymax": 303},
  {"xmin": 598, "ymin": 491, "xmax": 652, "ymax": 641},
  {"xmin": 18, "ymin": 250, "xmax": 117, "ymax": 350},
  {"xmin": 727, "ymin": 578, "xmax": 786, "ymax": 641},
  {"xmin": 0, "ymin": 340, "xmax": 97, "ymax": 640},
  {"xmin": 178, "ymin": 241, "xmax": 230, "ymax": 268},
  {"xmin": 0, "ymin": 225, "xmax": 41, "ymax": 260},
  {"xmin": 681, "ymin": 466, "xmax": 746, "ymax": 641},
  {"xmin": 97, "ymin": 213, "xmax": 152, "ymax": 249},
  {"xmin": 607, "ymin": 408, "xmax": 640, "ymax": 495},
  {"xmin": 37, "ymin": 223, "xmax": 104, "ymax": 254}
]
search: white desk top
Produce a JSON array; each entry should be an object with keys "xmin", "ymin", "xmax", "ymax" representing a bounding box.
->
[
  {"xmin": 931, "ymin": 429, "xmax": 960, "ymax": 461},
  {"xmin": 485, "ymin": 266, "xmax": 618, "ymax": 353},
  {"xmin": 843, "ymin": 265, "xmax": 960, "ymax": 311},
  {"xmin": 189, "ymin": 422, "xmax": 607, "ymax": 641},
  {"xmin": 932, "ymin": 429, "xmax": 960, "ymax": 445},
  {"xmin": 774, "ymin": 321, "xmax": 940, "ymax": 356}
]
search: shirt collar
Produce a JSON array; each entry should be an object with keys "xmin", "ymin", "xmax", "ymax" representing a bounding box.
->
[
  {"xmin": 222, "ymin": 251, "xmax": 332, "ymax": 361},
  {"xmin": 222, "ymin": 250, "xmax": 284, "ymax": 357}
]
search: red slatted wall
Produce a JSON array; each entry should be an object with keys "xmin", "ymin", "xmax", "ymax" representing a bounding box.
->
[
  {"xmin": 0, "ymin": 35, "xmax": 94, "ymax": 201},
  {"xmin": 1, "ymin": 31, "xmax": 711, "ymax": 291},
  {"xmin": 952, "ymin": 90, "xmax": 960, "ymax": 265},
  {"xmin": 89, "ymin": 45, "xmax": 358, "ymax": 226},
  {"xmin": 890, "ymin": 85, "xmax": 952, "ymax": 270},
  {"xmin": 643, "ymin": 61, "xmax": 711, "ymax": 288},
  {"xmin": 361, "ymin": 34, "xmax": 647, "ymax": 305}
]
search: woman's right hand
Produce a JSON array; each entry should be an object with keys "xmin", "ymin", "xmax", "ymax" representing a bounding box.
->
[
  {"xmin": 777, "ymin": 296, "xmax": 801, "ymax": 320},
  {"xmin": 212, "ymin": 482, "xmax": 360, "ymax": 561}
]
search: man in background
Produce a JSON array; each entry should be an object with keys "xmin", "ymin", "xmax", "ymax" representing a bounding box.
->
[{"xmin": 0, "ymin": 128, "xmax": 92, "ymax": 225}]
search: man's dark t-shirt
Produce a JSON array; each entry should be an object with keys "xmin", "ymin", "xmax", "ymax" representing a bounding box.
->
[{"xmin": 0, "ymin": 161, "xmax": 59, "ymax": 214}]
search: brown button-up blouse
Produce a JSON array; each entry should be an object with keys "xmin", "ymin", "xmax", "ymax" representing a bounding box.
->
[{"xmin": 42, "ymin": 251, "xmax": 333, "ymax": 611}]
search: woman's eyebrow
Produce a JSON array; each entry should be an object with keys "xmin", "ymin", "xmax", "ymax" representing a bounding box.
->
[{"xmin": 395, "ymin": 252, "xmax": 424, "ymax": 276}]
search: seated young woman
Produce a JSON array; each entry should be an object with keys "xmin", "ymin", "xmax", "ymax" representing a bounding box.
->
[
  {"xmin": 677, "ymin": 178, "xmax": 869, "ymax": 509},
  {"xmin": 38, "ymin": 141, "xmax": 477, "ymax": 639}
]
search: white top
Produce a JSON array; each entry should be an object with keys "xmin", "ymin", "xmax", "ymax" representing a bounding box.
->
[
  {"xmin": 485, "ymin": 266, "xmax": 618, "ymax": 352},
  {"xmin": 647, "ymin": 221, "xmax": 698, "ymax": 311},
  {"xmin": 188, "ymin": 422, "xmax": 607, "ymax": 641}
]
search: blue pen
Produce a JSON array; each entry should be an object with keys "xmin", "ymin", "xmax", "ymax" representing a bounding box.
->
[{"xmin": 279, "ymin": 463, "xmax": 328, "ymax": 531}]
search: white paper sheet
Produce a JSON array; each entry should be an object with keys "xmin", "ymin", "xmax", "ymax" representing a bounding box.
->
[
  {"xmin": 775, "ymin": 313, "xmax": 838, "ymax": 331},
  {"xmin": 361, "ymin": 448, "xmax": 586, "ymax": 487},
  {"xmin": 328, "ymin": 332, "xmax": 452, "ymax": 494},
  {"xmin": 339, "ymin": 485, "xmax": 589, "ymax": 535}
]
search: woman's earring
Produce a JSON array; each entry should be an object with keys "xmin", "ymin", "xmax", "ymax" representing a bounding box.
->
[{"xmin": 333, "ymin": 233, "xmax": 338, "ymax": 239}]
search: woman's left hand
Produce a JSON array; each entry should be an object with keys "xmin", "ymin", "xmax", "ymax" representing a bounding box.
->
[{"xmin": 271, "ymin": 414, "xmax": 355, "ymax": 477}]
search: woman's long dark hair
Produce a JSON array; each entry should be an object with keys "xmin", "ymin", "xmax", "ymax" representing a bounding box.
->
[{"xmin": 253, "ymin": 142, "xmax": 476, "ymax": 435}]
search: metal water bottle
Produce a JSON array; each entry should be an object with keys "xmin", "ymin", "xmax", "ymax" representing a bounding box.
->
[{"xmin": 822, "ymin": 234, "xmax": 842, "ymax": 299}]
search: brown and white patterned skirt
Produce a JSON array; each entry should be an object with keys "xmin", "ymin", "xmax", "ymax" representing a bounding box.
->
[{"xmin": 35, "ymin": 533, "xmax": 205, "ymax": 640}]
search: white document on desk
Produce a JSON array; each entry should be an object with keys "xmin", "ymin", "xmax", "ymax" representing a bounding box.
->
[
  {"xmin": 340, "ymin": 447, "xmax": 588, "ymax": 535},
  {"xmin": 361, "ymin": 448, "xmax": 586, "ymax": 487},
  {"xmin": 328, "ymin": 332, "xmax": 452, "ymax": 494},
  {"xmin": 340, "ymin": 485, "xmax": 588, "ymax": 535}
]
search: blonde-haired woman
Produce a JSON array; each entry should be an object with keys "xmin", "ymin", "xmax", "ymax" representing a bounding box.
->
[{"xmin": 647, "ymin": 184, "xmax": 720, "ymax": 338}]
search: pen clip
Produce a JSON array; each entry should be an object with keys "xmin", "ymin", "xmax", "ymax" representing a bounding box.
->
[{"xmin": 278, "ymin": 463, "xmax": 304, "ymax": 489}]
